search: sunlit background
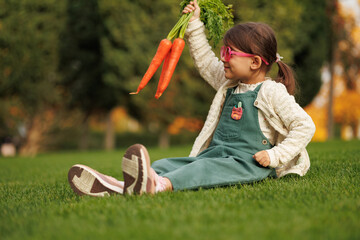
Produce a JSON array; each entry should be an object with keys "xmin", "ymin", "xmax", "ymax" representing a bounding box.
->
[{"xmin": 305, "ymin": 0, "xmax": 360, "ymax": 141}]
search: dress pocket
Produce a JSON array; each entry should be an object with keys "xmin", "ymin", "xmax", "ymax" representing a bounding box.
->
[{"xmin": 213, "ymin": 106, "xmax": 243, "ymax": 140}]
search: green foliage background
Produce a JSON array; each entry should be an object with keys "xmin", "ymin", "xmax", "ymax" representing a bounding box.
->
[
  {"xmin": 0, "ymin": 0, "xmax": 330, "ymax": 150},
  {"xmin": 0, "ymin": 0, "xmax": 65, "ymax": 130}
]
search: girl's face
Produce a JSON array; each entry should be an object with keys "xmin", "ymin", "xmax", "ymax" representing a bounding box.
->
[{"xmin": 221, "ymin": 45, "xmax": 254, "ymax": 82}]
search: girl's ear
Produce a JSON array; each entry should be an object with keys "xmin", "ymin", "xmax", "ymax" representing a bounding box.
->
[{"xmin": 250, "ymin": 56, "xmax": 262, "ymax": 70}]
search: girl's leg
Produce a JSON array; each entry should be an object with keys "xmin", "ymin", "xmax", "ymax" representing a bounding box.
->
[
  {"xmin": 151, "ymin": 156, "xmax": 199, "ymax": 176},
  {"xmin": 155, "ymin": 155, "xmax": 276, "ymax": 191},
  {"xmin": 150, "ymin": 157, "xmax": 201, "ymax": 193}
]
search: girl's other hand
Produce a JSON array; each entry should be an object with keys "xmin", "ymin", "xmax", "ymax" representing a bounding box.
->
[
  {"xmin": 182, "ymin": 0, "xmax": 200, "ymax": 22},
  {"xmin": 253, "ymin": 151, "xmax": 270, "ymax": 167}
]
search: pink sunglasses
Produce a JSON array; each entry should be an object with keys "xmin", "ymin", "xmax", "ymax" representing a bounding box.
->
[{"xmin": 220, "ymin": 46, "xmax": 269, "ymax": 65}]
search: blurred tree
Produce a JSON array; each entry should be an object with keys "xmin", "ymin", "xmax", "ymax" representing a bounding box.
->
[
  {"xmin": 331, "ymin": 1, "xmax": 360, "ymax": 139},
  {"xmin": 0, "ymin": 0, "xmax": 65, "ymax": 155},
  {"xmin": 336, "ymin": 4, "xmax": 360, "ymax": 90},
  {"xmin": 0, "ymin": 99, "xmax": 23, "ymax": 145},
  {"xmin": 59, "ymin": 0, "xmax": 127, "ymax": 150},
  {"xmin": 293, "ymin": 0, "xmax": 331, "ymax": 107},
  {"xmin": 334, "ymin": 90, "xmax": 360, "ymax": 137},
  {"xmin": 326, "ymin": 0, "xmax": 343, "ymax": 139}
]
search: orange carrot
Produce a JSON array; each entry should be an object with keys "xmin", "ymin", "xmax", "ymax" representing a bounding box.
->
[
  {"xmin": 130, "ymin": 39, "xmax": 172, "ymax": 95},
  {"xmin": 155, "ymin": 38, "xmax": 185, "ymax": 99},
  {"xmin": 155, "ymin": 49, "xmax": 171, "ymax": 98}
]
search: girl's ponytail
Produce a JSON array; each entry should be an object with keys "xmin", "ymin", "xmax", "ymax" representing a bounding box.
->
[{"xmin": 276, "ymin": 61, "xmax": 297, "ymax": 96}]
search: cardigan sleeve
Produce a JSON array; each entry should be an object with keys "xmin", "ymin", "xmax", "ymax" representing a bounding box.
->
[
  {"xmin": 185, "ymin": 18, "xmax": 227, "ymax": 90},
  {"xmin": 265, "ymin": 83, "xmax": 316, "ymax": 168}
]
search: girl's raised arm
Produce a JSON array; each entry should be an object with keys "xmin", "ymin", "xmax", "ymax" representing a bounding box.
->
[{"xmin": 183, "ymin": 1, "xmax": 227, "ymax": 90}]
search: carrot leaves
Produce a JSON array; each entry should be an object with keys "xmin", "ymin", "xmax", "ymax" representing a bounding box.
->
[{"xmin": 179, "ymin": 0, "xmax": 234, "ymax": 47}]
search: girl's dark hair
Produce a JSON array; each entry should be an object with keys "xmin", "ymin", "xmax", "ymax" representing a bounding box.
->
[{"xmin": 223, "ymin": 22, "xmax": 296, "ymax": 95}]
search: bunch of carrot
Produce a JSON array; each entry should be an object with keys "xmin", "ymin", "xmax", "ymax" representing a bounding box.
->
[
  {"xmin": 131, "ymin": 0, "xmax": 233, "ymax": 99},
  {"xmin": 130, "ymin": 12, "xmax": 193, "ymax": 99}
]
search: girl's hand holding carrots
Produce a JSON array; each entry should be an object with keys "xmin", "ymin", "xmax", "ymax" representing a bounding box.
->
[{"xmin": 182, "ymin": 0, "xmax": 200, "ymax": 22}]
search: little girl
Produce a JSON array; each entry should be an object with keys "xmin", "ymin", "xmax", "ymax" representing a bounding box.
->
[{"xmin": 68, "ymin": 0, "xmax": 315, "ymax": 197}]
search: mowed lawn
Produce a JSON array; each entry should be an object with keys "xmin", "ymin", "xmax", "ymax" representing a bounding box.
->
[{"xmin": 0, "ymin": 140, "xmax": 359, "ymax": 240}]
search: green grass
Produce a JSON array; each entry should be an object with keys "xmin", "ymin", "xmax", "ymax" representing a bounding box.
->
[{"xmin": 1, "ymin": 140, "xmax": 359, "ymax": 240}]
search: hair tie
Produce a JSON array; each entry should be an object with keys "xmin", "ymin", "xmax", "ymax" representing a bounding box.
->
[{"xmin": 275, "ymin": 53, "xmax": 283, "ymax": 63}]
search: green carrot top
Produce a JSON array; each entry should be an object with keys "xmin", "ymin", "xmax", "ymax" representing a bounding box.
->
[{"xmin": 179, "ymin": 0, "xmax": 233, "ymax": 47}]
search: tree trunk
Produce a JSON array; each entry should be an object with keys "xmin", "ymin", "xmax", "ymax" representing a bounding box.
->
[
  {"xmin": 79, "ymin": 116, "xmax": 89, "ymax": 150},
  {"xmin": 327, "ymin": 61, "xmax": 335, "ymax": 140},
  {"xmin": 352, "ymin": 122, "xmax": 358, "ymax": 140},
  {"xmin": 104, "ymin": 110, "xmax": 115, "ymax": 151},
  {"xmin": 326, "ymin": 0, "xmax": 339, "ymax": 140},
  {"xmin": 19, "ymin": 111, "xmax": 54, "ymax": 157},
  {"xmin": 159, "ymin": 129, "xmax": 170, "ymax": 149}
]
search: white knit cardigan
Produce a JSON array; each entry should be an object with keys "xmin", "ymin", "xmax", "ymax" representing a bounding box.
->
[{"xmin": 185, "ymin": 19, "xmax": 316, "ymax": 177}]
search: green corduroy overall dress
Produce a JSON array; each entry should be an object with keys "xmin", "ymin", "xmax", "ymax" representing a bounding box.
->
[{"xmin": 152, "ymin": 84, "xmax": 276, "ymax": 191}]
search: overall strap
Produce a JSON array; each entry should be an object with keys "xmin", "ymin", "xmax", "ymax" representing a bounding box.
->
[{"xmin": 253, "ymin": 83, "xmax": 263, "ymax": 93}]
